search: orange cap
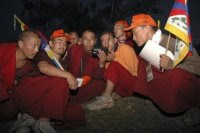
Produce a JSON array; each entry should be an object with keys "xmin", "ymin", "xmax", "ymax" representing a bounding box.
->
[
  {"xmin": 50, "ymin": 29, "xmax": 71, "ymax": 41},
  {"xmin": 115, "ymin": 20, "xmax": 131, "ymax": 39},
  {"xmin": 124, "ymin": 14, "xmax": 156, "ymax": 31}
]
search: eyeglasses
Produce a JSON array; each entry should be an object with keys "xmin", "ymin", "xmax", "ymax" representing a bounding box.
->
[
  {"xmin": 132, "ymin": 29, "xmax": 144, "ymax": 37},
  {"xmin": 132, "ymin": 26, "xmax": 146, "ymax": 37}
]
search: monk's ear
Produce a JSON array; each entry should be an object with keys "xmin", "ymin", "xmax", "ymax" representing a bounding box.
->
[
  {"xmin": 49, "ymin": 40, "xmax": 53, "ymax": 48},
  {"xmin": 18, "ymin": 40, "xmax": 24, "ymax": 49}
]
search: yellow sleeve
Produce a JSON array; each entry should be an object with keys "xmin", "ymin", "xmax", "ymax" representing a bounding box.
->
[{"xmin": 114, "ymin": 44, "xmax": 138, "ymax": 76}]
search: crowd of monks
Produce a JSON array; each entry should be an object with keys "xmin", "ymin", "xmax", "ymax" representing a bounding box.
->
[{"xmin": 0, "ymin": 14, "xmax": 200, "ymax": 133}]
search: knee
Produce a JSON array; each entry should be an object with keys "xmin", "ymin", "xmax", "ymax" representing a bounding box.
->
[
  {"xmin": 50, "ymin": 77, "xmax": 69, "ymax": 90},
  {"xmin": 48, "ymin": 77, "xmax": 69, "ymax": 93}
]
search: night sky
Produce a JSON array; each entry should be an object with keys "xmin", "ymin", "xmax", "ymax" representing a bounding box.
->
[{"xmin": 0, "ymin": 0, "xmax": 199, "ymax": 46}]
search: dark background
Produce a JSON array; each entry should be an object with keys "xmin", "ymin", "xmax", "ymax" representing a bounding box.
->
[{"xmin": 0, "ymin": 0, "xmax": 199, "ymax": 48}]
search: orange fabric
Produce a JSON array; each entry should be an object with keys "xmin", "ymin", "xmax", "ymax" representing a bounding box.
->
[
  {"xmin": 50, "ymin": 29, "xmax": 71, "ymax": 41},
  {"xmin": 65, "ymin": 33, "xmax": 71, "ymax": 42},
  {"xmin": 114, "ymin": 44, "xmax": 138, "ymax": 76},
  {"xmin": 125, "ymin": 14, "xmax": 157, "ymax": 31},
  {"xmin": 81, "ymin": 75, "xmax": 91, "ymax": 87},
  {"xmin": 115, "ymin": 20, "xmax": 131, "ymax": 38}
]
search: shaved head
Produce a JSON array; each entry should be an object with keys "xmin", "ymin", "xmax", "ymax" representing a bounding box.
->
[
  {"xmin": 18, "ymin": 30, "xmax": 40, "ymax": 42},
  {"xmin": 17, "ymin": 30, "xmax": 41, "ymax": 59}
]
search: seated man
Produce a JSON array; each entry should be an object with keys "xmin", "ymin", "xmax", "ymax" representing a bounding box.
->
[
  {"xmin": 62, "ymin": 31, "xmax": 81, "ymax": 60},
  {"xmin": 125, "ymin": 14, "xmax": 200, "ymax": 124},
  {"xmin": 0, "ymin": 30, "xmax": 41, "ymax": 130},
  {"xmin": 86, "ymin": 31, "xmax": 138, "ymax": 110},
  {"xmin": 68, "ymin": 31, "xmax": 81, "ymax": 47},
  {"xmin": 13, "ymin": 29, "xmax": 85, "ymax": 133},
  {"xmin": 65, "ymin": 30, "xmax": 106, "ymax": 103},
  {"xmin": 114, "ymin": 20, "xmax": 133, "ymax": 48}
]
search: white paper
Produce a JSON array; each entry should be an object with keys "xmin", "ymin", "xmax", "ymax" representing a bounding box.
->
[
  {"xmin": 77, "ymin": 78, "xmax": 83, "ymax": 87},
  {"xmin": 139, "ymin": 40, "xmax": 174, "ymax": 69}
]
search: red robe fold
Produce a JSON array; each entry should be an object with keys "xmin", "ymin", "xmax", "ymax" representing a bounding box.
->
[
  {"xmin": 104, "ymin": 61, "xmax": 136, "ymax": 97},
  {"xmin": 0, "ymin": 44, "xmax": 32, "ymax": 121},
  {"xmin": 0, "ymin": 43, "xmax": 16, "ymax": 101},
  {"xmin": 15, "ymin": 76, "xmax": 69, "ymax": 120},
  {"xmin": 66, "ymin": 45, "xmax": 105, "ymax": 103},
  {"xmin": 134, "ymin": 57, "xmax": 200, "ymax": 113}
]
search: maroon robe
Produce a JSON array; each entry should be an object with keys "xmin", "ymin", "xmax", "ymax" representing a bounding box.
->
[
  {"xmin": 0, "ymin": 43, "xmax": 16, "ymax": 101},
  {"xmin": 125, "ymin": 39, "xmax": 134, "ymax": 48},
  {"xmin": 0, "ymin": 43, "xmax": 31, "ymax": 121},
  {"xmin": 66, "ymin": 45, "xmax": 105, "ymax": 103},
  {"xmin": 134, "ymin": 57, "xmax": 200, "ymax": 113},
  {"xmin": 14, "ymin": 50, "xmax": 85, "ymax": 128},
  {"xmin": 104, "ymin": 61, "xmax": 136, "ymax": 97}
]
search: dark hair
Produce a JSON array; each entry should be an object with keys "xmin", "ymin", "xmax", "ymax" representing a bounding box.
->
[
  {"xmin": 69, "ymin": 31, "xmax": 79, "ymax": 37},
  {"xmin": 100, "ymin": 31, "xmax": 114, "ymax": 38},
  {"xmin": 82, "ymin": 30, "xmax": 96, "ymax": 38}
]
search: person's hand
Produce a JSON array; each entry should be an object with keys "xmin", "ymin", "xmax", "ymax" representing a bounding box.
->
[
  {"xmin": 160, "ymin": 54, "xmax": 173, "ymax": 70},
  {"xmin": 65, "ymin": 72, "xmax": 78, "ymax": 90},
  {"xmin": 106, "ymin": 51, "xmax": 115, "ymax": 61},
  {"xmin": 98, "ymin": 50, "xmax": 107, "ymax": 67}
]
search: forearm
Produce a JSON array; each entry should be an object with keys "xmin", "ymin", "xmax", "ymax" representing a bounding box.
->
[
  {"xmin": 38, "ymin": 61, "xmax": 70, "ymax": 79},
  {"xmin": 99, "ymin": 60, "xmax": 106, "ymax": 68}
]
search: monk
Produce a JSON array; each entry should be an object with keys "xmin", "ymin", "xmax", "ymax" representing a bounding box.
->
[
  {"xmin": 114, "ymin": 20, "xmax": 133, "ymax": 48},
  {"xmin": 0, "ymin": 30, "xmax": 41, "ymax": 133},
  {"xmin": 125, "ymin": 14, "xmax": 200, "ymax": 125},
  {"xmin": 68, "ymin": 31, "xmax": 81, "ymax": 46},
  {"xmin": 86, "ymin": 31, "xmax": 138, "ymax": 111},
  {"xmin": 12, "ymin": 29, "xmax": 85, "ymax": 133},
  {"xmin": 66, "ymin": 30, "xmax": 106, "ymax": 104},
  {"xmin": 62, "ymin": 31, "xmax": 80, "ymax": 60},
  {"xmin": 0, "ymin": 30, "xmax": 41, "ymax": 121}
]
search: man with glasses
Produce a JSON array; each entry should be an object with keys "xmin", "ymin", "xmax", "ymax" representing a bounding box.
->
[{"xmin": 125, "ymin": 14, "xmax": 200, "ymax": 125}]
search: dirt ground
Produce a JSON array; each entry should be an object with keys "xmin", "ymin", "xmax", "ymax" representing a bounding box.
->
[{"xmin": 1, "ymin": 95, "xmax": 200, "ymax": 133}]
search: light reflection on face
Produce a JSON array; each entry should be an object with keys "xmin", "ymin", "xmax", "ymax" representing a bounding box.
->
[
  {"xmin": 100, "ymin": 33, "xmax": 115, "ymax": 52},
  {"xmin": 50, "ymin": 36, "xmax": 67, "ymax": 55},
  {"xmin": 21, "ymin": 37, "xmax": 41, "ymax": 59}
]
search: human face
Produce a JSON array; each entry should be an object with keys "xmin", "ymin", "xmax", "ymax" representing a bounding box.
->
[
  {"xmin": 114, "ymin": 24, "xmax": 125, "ymax": 38},
  {"xmin": 20, "ymin": 36, "xmax": 41, "ymax": 59},
  {"xmin": 100, "ymin": 33, "xmax": 115, "ymax": 52},
  {"xmin": 69, "ymin": 32, "xmax": 79, "ymax": 45},
  {"xmin": 50, "ymin": 36, "xmax": 67, "ymax": 55},
  {"xmin": 132, "ymin": 26, "xmax": 149, "ymax": 47},
  {"xmin": 82, "ymin": 31, "xmax": 96, "ymax": 53}
]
